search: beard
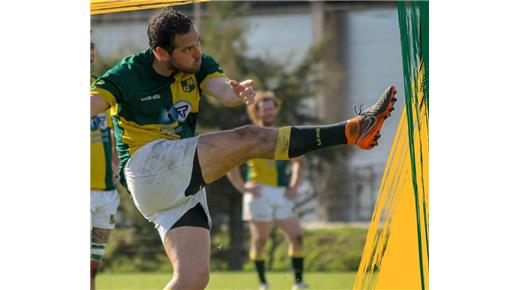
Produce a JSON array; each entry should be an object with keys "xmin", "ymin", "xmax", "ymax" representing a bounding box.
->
[{"xmin": 169, "ymin": 59, "xmax": 201, "ymax": 74}]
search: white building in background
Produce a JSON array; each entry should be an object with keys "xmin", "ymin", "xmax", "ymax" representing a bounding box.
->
[{"xmin": 91, "ymin": 1, "xmax": 406, "ymax": 222}]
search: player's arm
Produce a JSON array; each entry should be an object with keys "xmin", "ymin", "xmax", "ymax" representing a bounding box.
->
[
  {"xmin": 226, "ymin": 167, "xmax": 246, "ymax": 193},
  {"xmin": 91, "ymin": 95, "xmax": 109, "ymax": 118},
  {"xmin": 226, "ymin": 167, "xmax": 261, "ymax": 196},
  {"xmin": 285, "ymin": 156, "xmax": 305, "ymax": 200},
  {"xmin": 289, "ymin": 156, "xmax": 304, "ymax": 187},
  {"xmin": 203, "ymin": 77, "xmax": 255, "ymax": 107}
]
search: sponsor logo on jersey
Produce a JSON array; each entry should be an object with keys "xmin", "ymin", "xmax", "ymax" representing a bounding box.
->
[
  {"xmin": 174, "ymin": 101, "xmax": 192, "ymax": 122},
  {"xmin": 181, "ymin": 78, "xmax": 195, "ymax": 92},
  {"xmin": 140, "ymin": 94, "xmax": 161, "ymax": 102},
  {"xmin": 90, "ymin": 113, "xmax": 108, "ymax": 131},
  {"xmin": 159, "ymin": 101, "xmax": 193, "ymax": 124},
  {"xmin": 160, "ymin": 126, "xmax": 177, "ymax": 136}
]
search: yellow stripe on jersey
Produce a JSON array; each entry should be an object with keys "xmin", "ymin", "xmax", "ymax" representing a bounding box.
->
[
  {"xmin": 91, "ymin": 109, "xmax": 114, "ymax": 190},
  {"xmin": 172, "ymin": 73, "xmax": 202, "ymax": 112},
  {"xmin": 115, "ymin": 115, "xmax": 181, "ymax": 156},
  {"xmin": 246, "ymin": 159, "xmax": 278, "ymax": 187},
  {"xmin": 91, "ymin": 75, "xmax": 115, "ymax": 190},
  {"xmin": 91, "ymin": 136, "xmax": 108, "ymax": 189},
  {"xmin": 199, "ymin": 72, "xmax": 226, "ymax": 97},
  {"xmin": 91, "ymin": 86, "xmax": 117, "ymax": 107}
]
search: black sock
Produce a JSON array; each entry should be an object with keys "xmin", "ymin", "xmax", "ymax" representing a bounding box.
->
[
  {"xmin": 288, "ymin": 122, "xmax": 347, "ymax": 158},
  {"xmin": 254, "ymin": 260, "xmax": 267, "ymax": 284},
  {"xmin": 291, "ymin": 257, "xmax": 304, "ymax": 283}
]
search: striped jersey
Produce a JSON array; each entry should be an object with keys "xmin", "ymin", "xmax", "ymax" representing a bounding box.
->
[
  {"xmin": 245, "ymin": 159, "xmax": 290, "ymax": 187},
  {"xmin": 90, "ymin": 49, "xmax": 225, "ymax": 184},
  {"xmin": 91, "ymin": 75, "xmax": 116, "ymax": 190}
]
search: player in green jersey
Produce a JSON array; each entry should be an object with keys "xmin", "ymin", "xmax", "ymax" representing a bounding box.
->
[
  {"xmin": 90, "ymin": 39, "xmax": 120, "ymax": 290},
  {"xmin": 90, "ymin": 8, "xmax": 396, "ymax": 290},
  {"xmin": 227, "ymin": 91, "xmax": 308, "ymax": 290}
]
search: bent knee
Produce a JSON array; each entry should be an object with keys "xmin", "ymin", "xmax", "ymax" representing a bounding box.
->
[
  {"xmin": 233, "ymin": 125, "xmax": 272, "ymax": 144},
  {"xmin": 175, "ymin": 268, "xmax": 209, "ymax": 289},
  {"xmin": 233, "ymin": 125, "xmax": 260, "ymax": 140}
]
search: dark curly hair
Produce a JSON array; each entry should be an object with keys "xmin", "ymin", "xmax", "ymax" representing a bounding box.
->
[{"xmin": 147, "ymin": 8, "xmax": 193, "ymax": 53}]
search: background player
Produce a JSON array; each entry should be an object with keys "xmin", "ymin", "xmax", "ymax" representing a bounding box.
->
[
  {"xmin": 227, "ymin": 91, "xmax": 309, "ymax": 290},
  {"xmin": 90, "ymin": 39, "xmax": 120, "ymax": 290}
]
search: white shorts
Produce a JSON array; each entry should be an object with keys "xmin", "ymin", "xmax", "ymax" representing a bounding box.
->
[
  {"xmin": 124, "ymin": 138, "xmax": 211, "ymax": 242},
  {"xmin": 90, "ymin": 189, "xmax": 120, "ymax": 230},
  {"xmin": 243, "ymin": 185, "xmax": 296, "ymax": 222}
]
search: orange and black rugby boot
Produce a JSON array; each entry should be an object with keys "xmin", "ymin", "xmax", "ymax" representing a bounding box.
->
[{"xmin": 345, "ymin": 85, "xmax": 397, "ymax": 149}]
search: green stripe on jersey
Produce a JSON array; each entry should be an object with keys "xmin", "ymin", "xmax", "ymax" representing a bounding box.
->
[
  {"xmin": 103, "ymin": 130, "xmax": 115, "ymax": 190},
  {"xmin": 276, "ymin": 160, "xmax": 289, "ymax": 187}
]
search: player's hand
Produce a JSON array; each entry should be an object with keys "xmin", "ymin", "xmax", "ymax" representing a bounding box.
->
[
  {"xmin": 229, "ymin": 79, "xmax": 255, "ymax": 105},
  {"xmin": 284, "ymin": 186, "xmax": 298, "ymax": 201},
  {"xmin": 244, "ymin": 181, "xmax": 261, "ymax": 197}
]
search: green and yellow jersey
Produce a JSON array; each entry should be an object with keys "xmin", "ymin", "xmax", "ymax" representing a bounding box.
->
[
  {"xmin": 245, "ymin": 159, "xmax": 290, "ymax": 187},
  {"xmin": 91, "ymin": 75, "xmax": 116, "ymax": 190},
  {"xmin": 90, "ymin": 49, "xmax": 225, "ymax": 184}
]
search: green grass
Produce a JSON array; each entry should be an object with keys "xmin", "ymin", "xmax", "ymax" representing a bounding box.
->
[{"xmin": 97, "ymin": 271, "xmax": 356, "ymax": 290}]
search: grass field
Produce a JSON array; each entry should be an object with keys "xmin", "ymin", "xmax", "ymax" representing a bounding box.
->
[{"xmin": 97, "ymin": 271, "xmax": 356, "ymax": 290}]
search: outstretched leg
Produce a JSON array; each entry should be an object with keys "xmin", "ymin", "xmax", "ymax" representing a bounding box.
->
[{"xmin": 197, "ymin": 85, "xmax": 397, "ymax": 184}]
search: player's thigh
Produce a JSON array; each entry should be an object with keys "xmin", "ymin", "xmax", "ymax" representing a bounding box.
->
[
  {"xmin": 249, "ymin": 221, "xmax": 271, "ymax": 242},
  {"xmin": 163, "ymin": 226, "xmax": 210, "ymax": 274},
  {"xmin": 125, "ymin": 138, "xmax": 199, "ymax": 217},
  {"xmin": 197, "ymin": 125, "xmax": 278, "ymax": 183},
  {"xmin": 271, "ymin": 187, "xmax": 300, "ymax": 223},
  {"xmin": 274, "ymin": 217, "xmax": 303, "ymax": 241}
]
